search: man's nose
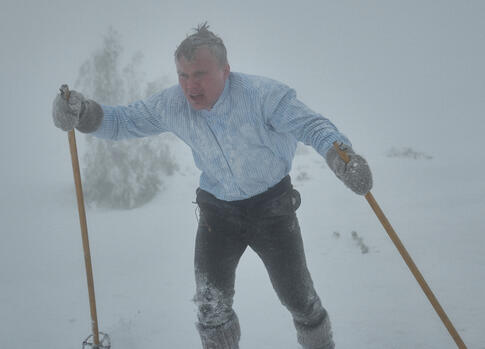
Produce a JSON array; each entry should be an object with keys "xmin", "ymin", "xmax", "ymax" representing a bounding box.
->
[{"xmin": 186, "ymin": 77, "xmax": 200, "ymax": 90}]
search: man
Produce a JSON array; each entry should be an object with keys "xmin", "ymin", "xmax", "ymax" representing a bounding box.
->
[{"xmin": 53, "ymin": 23, "xmax": 372, "ymax": 349}]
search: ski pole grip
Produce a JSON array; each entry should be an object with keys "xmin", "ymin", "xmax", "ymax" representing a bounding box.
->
[
  {"xmin": 333, "ymin": 141, "xmax": 350, "ymax": 164},
  {"xmin": 60, "ymin": 84, "xmax": 71, "ymax": 101}
]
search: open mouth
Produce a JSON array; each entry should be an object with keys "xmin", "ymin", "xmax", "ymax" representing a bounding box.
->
[{"xmin": 189, "ymin": 94, "xmax": 204, "ymax": 104}]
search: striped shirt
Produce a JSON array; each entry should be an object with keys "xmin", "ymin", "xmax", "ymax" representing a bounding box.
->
[{"xmin": 93, "ymin": 72, "xmax": 351, "ymax": 201}]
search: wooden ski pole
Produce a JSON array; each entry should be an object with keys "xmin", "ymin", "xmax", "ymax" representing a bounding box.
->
[
  {"xmin": 332, "ymin": 142, "xmax": 466, "ymax": 349},
  {"xmin": 62, "ymin": 85, "xmax": 100, "ymax": 347}
]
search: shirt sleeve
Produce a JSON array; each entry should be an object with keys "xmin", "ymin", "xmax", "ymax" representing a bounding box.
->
[
  {"xmin": 92, "ymin": 91, "xmax": 170, "ymax": 141},
  {"xmin": 265, "ymin": 87, "xmax": 351, "ymax": 158}
]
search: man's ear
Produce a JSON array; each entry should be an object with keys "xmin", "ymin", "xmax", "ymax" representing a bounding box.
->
[{"xmin": 223, "ymin": 64, "xmax": 230, "ymax": 79}]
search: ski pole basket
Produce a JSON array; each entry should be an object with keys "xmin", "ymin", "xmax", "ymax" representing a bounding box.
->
[{"xmin": 82, "ymin": 332, "xmax": 111, "ymax": 349}]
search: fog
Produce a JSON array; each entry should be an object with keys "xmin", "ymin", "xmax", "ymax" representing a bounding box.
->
[
  {"xmin": 2, "ymin": 1, "xmax": 484, "ymax": 181},
  {"xmin": 1, "ymin": 0, "xmax": 484, "ymax": 347}
]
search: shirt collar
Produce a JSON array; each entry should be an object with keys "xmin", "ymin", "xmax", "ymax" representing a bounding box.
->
[{"xmin": 211, "ymin": 75, "xmax": 231, "ymax": 111}]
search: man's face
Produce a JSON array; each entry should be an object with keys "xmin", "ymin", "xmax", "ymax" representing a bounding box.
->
[{"xmin": 176, "ymin": 47, "xmax": 230, "ymax": 111}]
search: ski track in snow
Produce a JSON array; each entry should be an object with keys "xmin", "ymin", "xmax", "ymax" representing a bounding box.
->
[{"xmin": 1, "ymin": 139, "xmax": 484, "ymax": 349}]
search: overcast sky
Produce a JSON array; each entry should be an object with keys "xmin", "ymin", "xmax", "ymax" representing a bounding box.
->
[{"xmin": 1, "ymin": 0, "xmax": 484, "ymax": 185}]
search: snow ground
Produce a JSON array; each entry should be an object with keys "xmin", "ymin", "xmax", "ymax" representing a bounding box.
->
[{"xmin": 1, "ymin": 136, "xmax": 484, "ymax": 349}]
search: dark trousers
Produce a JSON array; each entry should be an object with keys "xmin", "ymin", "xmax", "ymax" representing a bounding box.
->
[{"xmin": 194, "ymin": 176, "xmax": 328, "ymax": 341}]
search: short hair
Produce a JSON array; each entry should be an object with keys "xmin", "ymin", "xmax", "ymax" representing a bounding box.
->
[{"xmin": 175, "ymin": 22, "xmax": 228, "ymax": 67}]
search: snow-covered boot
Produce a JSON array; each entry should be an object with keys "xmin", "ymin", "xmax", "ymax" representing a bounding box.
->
[
  {"xmin": 295, "ymin": 314, "xmax": 335, "ymax": 349},
  {"xmin": 196, "ymin": 314, "xmax": 241, "ymax": 349}
]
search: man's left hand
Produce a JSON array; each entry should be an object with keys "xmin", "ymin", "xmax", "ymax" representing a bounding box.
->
[{"xmin": 326, "ymin": 144, "xmax": 373, "ymax": 195}]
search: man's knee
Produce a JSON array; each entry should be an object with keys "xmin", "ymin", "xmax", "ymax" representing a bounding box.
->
[
  {"xmin": 194, "ymin": 279, "xmax": 235, "ymax": 328},
  {"xmin": 287, "ymin": 292, "xmax": 326, "ymax": 327}
]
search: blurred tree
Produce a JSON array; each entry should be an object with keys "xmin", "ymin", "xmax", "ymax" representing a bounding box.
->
[{"xmin": 75, "ymin": 28, "xmax": 177, "ymax": 209}]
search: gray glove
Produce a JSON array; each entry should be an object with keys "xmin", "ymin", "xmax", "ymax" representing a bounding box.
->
[
  {"xmin": 326, "ymin": 144, "xmax": 373, "ymax": 195},
  {"xmin": 52, "ymin": 86, "xmax": 103, "ymax": 133}
]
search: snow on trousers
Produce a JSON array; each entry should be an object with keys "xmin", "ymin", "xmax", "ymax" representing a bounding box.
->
[{"xmin": 194, "ymin": 176, "xmax": 334, "ymax": 349}]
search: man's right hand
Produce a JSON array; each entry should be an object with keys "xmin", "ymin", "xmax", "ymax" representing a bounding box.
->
[
  {"xmin": 52, "ymin": 86, "xmax": 103, "ymax": 133},
  {"xmin": 52, "ymin": 88, "xmax": 86, "ymax": 131}
]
